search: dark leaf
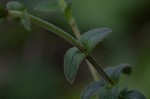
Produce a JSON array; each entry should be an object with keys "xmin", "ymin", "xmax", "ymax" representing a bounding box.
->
[
  {"xmin": 34, "ymin": 1, "xmax": 60, "ymax": 12},
  {"xmin": 81, "ymin": 81, "xmax": 103, "ymax": 99},
  {"xmin": 6, "ymin": 1, "xmax": 24, "ymax": 11},
  {"xmin": 99, "ymin": 85, "xmax": 119, "ymax": 99},
  {"xmin": 79, "ymin": 28, "xmax": 112, "ymax": 53},
  {"xmin": 104, "ymin": 64, "xmax": 132, "ymax": 83},
  {"xmin": 119, "ymin": 88, "xmax": 128, "ymax": 97},
  {"xmin": 64, "ymin": 47, "xmax": 86, "ymax": 84}
]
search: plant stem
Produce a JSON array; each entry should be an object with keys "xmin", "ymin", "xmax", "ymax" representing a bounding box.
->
[
  {"xmin": 7, "ymin": 10, "xmax": 113, "ymax": 85},
  {"xmin": 59, "ymin": 0, "xmax": 99, "ymax": 81},
  {"xmin": 66, "ymin": 16, "xmax": 81, "ymax": 39},
  {"xmin": 67, "ymin": 11, "xmax": 99, "ymax": 81},
  {"xmin": 58, "ymin": 0, "xmax": 81, "ymax": 39},
  {"xmin": 8, "ymin": 10, "xmax": 85, "ymax": 52},
  {"xmin": 30, "ymin": 14, "xmax": 86, "ymax": 51},
  {"xmin": 86, "ymin": 54, "xmax": 113, "ymax": 84},
  {"xmin": 85, "ymin": 60, "xmax": 99, "ymax": 81}
]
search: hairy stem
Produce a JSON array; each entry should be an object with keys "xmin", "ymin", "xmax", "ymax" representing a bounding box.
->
[{"xmin": 7, "ymin": 10, "xmax": 113, "ymax": 85}]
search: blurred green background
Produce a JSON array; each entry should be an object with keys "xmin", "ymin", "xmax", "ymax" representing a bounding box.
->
[{"xmin": 0, "ymin": 0, "xmax": 150, "ymax": 99}]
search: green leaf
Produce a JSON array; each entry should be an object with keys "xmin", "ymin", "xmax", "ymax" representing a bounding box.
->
[
  {"xmin": 104, "ymin": 64, "xmax": 132, "ymax": 84},
  {"xmin": 6, "ymin": 1, "xmax": 31, "ymax": 31},
  {"xmin": 6, "ymin": 1, "xmax": 24, "ymax": 11},
  {"xmin": 99, "ymin": 85, "xmax": 119, "ymax": 99},
  {"xmin": 119, "ymin": 89, "xmax": 146, "ymax": 99},
  {"xmin": 64, "ymin": 47, "xmax": 86, "ymax": 84},
  {"xmin": 34, "ymin": 1, "xmax": 60, "ymax": 12},
  {"xmin": 79, "ymin": 28, "xmax": 112, "ymax": 53},
  {"xmin": 21, "ymin": 10, "xmax": 31, "ymax": 31},
  {"xmin": 81, "ymin": 81, "xmax": 104, "ymax": 99}
]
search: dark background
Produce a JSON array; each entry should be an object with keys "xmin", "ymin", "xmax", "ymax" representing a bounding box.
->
[{"xmin": 0, "ymin": 0, "xmax": 150, "ymax": 99}]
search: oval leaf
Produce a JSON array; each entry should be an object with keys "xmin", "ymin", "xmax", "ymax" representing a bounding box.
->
[
  {"xmin": 21, "ymin": 10, "xmax": 31, "ymax": 31},
  {"xmin": 81, "ymin": 81, "xmax": 103, "ymax": 99},
  {"xmin": 120, "ymin": 90, "xmax": 146, "ymax": 99},
  {"xmin": 6, "ymin": 1, "xmax": 31, "ymax": 31},
  {"xmin": 99, "ymin": 85, "xmax": 119, "ymax": 99},
  {"xmin": 6, "ymin": 1, "xmax": 24, "ymax": 11},
  {"xmin": 34, "ymin": 1, "xmax": 60, "ymax": 12},
  {"xmin": 104, "ymin": 64, "xmax": 132, "ymax": 83},
  {"xmin": 64, "ymin": 47, "xmax": 86, "ymax": 84},
  {"xmin": 79, "ymin": 28, "xmax": 112, "ymax": 53}
]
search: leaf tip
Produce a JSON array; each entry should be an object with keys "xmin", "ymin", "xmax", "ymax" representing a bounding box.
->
[
  {"xmin": 64, "ymin": 71, "xmax": 74, "ymax": 84},
  {"xmin": 118, "ymin": 63, "xmax": 132, "ymax": 75}
]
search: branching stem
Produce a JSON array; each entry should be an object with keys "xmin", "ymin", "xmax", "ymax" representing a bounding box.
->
[
  {"xmin": 7, "ymin": 10, "xmax": 113, "ymax": 85},
  {"xmin": 58, "ymin": 0, "xmax": 99, "ymax": 81},
  {"xmin": 8, "ymin": 10, "xmax": 85, "ymax": 52}
]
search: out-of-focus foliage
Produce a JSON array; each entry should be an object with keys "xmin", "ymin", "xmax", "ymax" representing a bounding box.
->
[
  {"xmin": 6, "ymin": 1, "xmax": 31, "ymax": 31},
  {"xmin": 0, "ymin": 0, "xmax": 150, "ymax": 99}
]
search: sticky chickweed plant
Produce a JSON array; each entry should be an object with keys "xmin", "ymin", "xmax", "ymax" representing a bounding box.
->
[{"xmin": 0, "ymin": 0, "xmax": 146, "ymax": 99}]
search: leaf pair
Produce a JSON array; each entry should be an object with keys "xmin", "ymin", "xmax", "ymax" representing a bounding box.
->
[
  {"xmin": 81, "ymin": 64, "xmax": 146, "ymax": 99},
  {"xmin": 6, "ymin": 1, "xmax": 31, "ymax": 31},
  {"xmin": 64, "ymin": 28, "xmax": 112, "ymax": 83},
  {"xmin": 35, "ymin": 0, "xmax": 113, "ymax": 85}
]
